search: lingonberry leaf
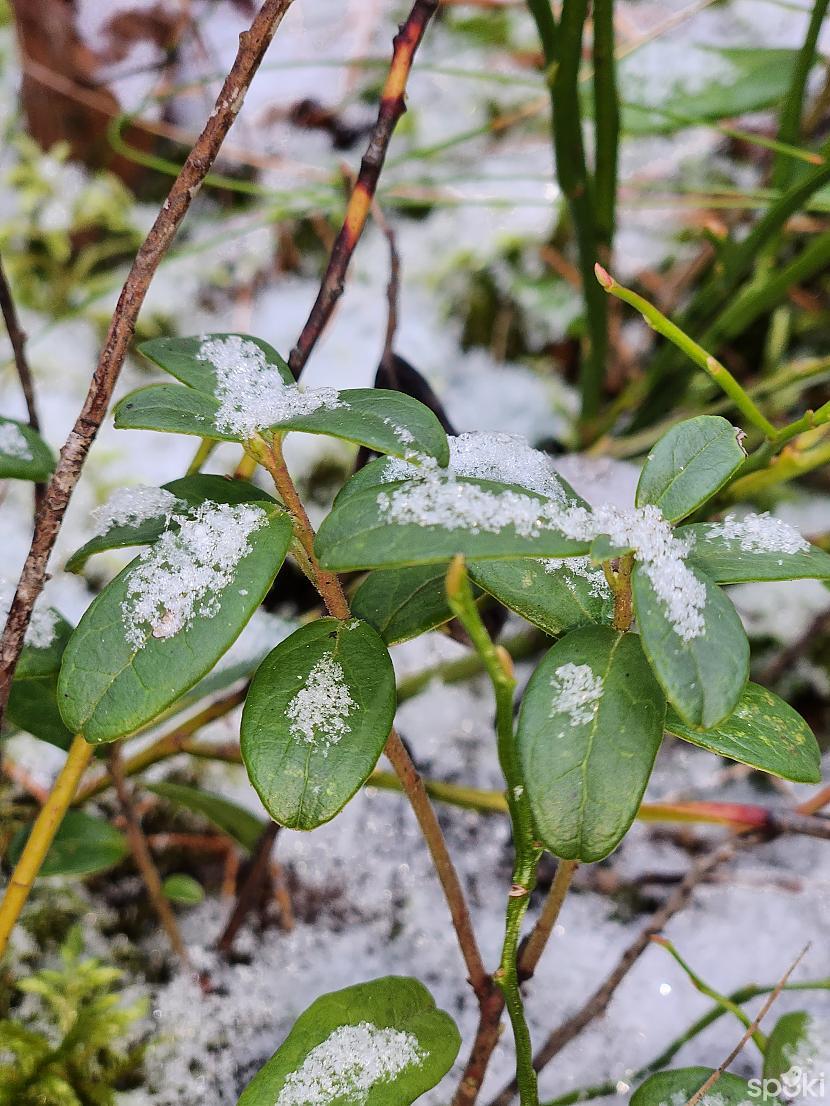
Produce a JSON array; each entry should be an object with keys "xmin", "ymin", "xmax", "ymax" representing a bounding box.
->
[
  {"xmin": 681, "ymin": 517, "xmax": 830, "ymax": 582},
  {"xmin": 0, "ymin": 415, "xmax": 55, "ymax": 482},
  {"xmin": 632, "ymin": 562, "xmax": 749, "ymax": 728},
  {"xmin": 636, "ymin": 415, "xmax": 746, "ymax": 521},
  {"xmin": 237, "ymin": 976, "xmax": 460, "ymax": 1106},
  {"xmin": 58, "ymin": 497, "xmax": 292, "ymax": 744},
  {"xmin": 518, "ymin": 625, "xmax": 665, "ymax": 862},
  {"xmin": 241, "ymin": 618, "xmax": 396, "ymax": 830},
  {"xmin": 763, "ymin": 1012, "xmax": 814, "ymax": 1080},
  {"xmin": 631, "ymin": 1070, "xmax": 772, "ymax": 1106},
  {"xmin": 114, "ymin": 383, "xmax": 233, "ymax": 440},
  {"xmin": 469, "ymin": 556, "xmax": 613, "ymax": 637},
  {"xmin": 161, "ymin": 874, "xmax": 205, "ymax": 906},
  {"xmin": 6, "ymin": 610, "xmax": 74, "ymax": 749},
  {"xmin": 315, "ymin": 476, "xmax": 591, "ymax": 571},
  {"xmin": 666, "ymin": 681, "xmax": 820, "ymax": 783},
  {"xmin": 352, "ymin": 566, "xmax": 454, "ymax": 644},
  {"xmin": 8, "ymin": 810, "xmax": 129, "ymax": 878},
  {"xmin": 147, "ymin": 781, "xmax": 266, "ymax": 853},
  {"xmin": 140, "ymin": 333, "xmax": 294, "ymax": 391}
]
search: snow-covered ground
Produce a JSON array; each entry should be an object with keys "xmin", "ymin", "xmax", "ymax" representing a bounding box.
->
[{"xmin": 2, "ymin": 1, "xmax": 830, "ymax": 1103}]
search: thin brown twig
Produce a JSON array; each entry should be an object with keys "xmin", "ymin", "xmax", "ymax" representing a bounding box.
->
[
  {"xmin": 108, "ymin": 746, "xmax": 190, "ymax": 966},
  {"xmin": 217, "ymin": 821, "xmax": 280, "ymax": 955},
  {"xmin": 683, "ymin": 944, "xmax": 810, "ymax": 1106},
  {"xmin": 0, "ymin": 253, "xmax": 45, "ymax": 514},
  {"xmin": 487, "ymin": 839, "xmax": 742, "ymax": 1106},
  {"xmin": 0, "ymin": 0, "xmax": 297, "ymax": 727},
  {"xmin": 288, "ymin": 0, "xmax": 439, "ymax": 378}
]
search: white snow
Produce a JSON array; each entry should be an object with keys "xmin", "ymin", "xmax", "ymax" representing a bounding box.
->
[
  {"xmin": 286, "ymin": 652, "xmax": 355, "ymax": 752},
  {"xmin": 542, "ymin": 555, "xmax": 611, "ymax": 599},
  {"xmin": 550, "ymin": 662, "xmax": 604, "ymax": 726},
  {"xmin": 0, "ymin": 578, "xmax": 59, "ymax": 650},
  {"xmin": 121, "ymin": 501, "xmax": 266, "ymax": 649},
  {"xmin": 275, "ymin": 1022, "xmax": 423, "ymax": 1106},
  {"xmin": 91, "ymin": 485, "xmax": 181, "ymax": 536},
  {"xmin": 197, "ymin": 335, "xmax": 343, "ymax": 440},
  {"xmin": 0, "ymin": 420, "xmax": 32, "ymax": 461},
  {"xmin": 783, "ymin": 1015, "xmax": 830, "ymax": 1100},
  {"xmin": 707, "ymin": 512, "xmax": 810, "ymax": 556}
]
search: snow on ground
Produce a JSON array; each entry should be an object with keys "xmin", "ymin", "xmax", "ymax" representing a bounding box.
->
[{"xmin": 2, "ymin": 0, "xmax": 830, "ymax": 1103}]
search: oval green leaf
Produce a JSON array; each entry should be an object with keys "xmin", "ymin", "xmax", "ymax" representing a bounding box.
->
[
  {"xmin": 162, "ymin": 874, "xmax": 205, "ymax": 906},
  {"xmin": 114, "ymin": 383, "xmax": 233, "ymax": 440},
  {"xmin": 140, "ymin": 333, "xmax": 293, "ymax": 391},
  {"xmin": 147, "ymin": 781, "xmax": 266, "ymax": 852},
  {"xmin": 237, "ymin": 976, "xmax": 460, "ymax": 1106},
  {"xmin": 7, "ymin": 611, "xmax": 74, "ymax": 749},
  {"xmin": 469, "ymin": 556, "xmax": 613, "ymax": 637},
  {"xmin": 8, "ymin": 810, "xmax": 129, "ymax": 877},
  {"xmin": 681, "ymin": 519, "xmax": 830, "ymax": 582},
  {"xmin": 636, "ymin": 416, "xmax": 746, "ymax": 522},
  {"xmin": 763, "ymin": 1011, "xmax": 815, "ymax": 1080},
  {"xmin": 352, "ymin": 565, "xmax": 454, "ymax": 644},
  {"xmin": 666, "ymin": 681, "xmax": 821, "ymax": 783},
  {"xmin": 315, "ymin": 477, "xmax": 590, "ymax": 571},
  {"xmin": 58, "ymin": 500, "xmax": 292, "ymax": 744},
  {"xmin": 241, "ymin": 618, "xmax": 396, "ymax": 830},
  {"xmin": 518, "ymin": 625, "xmax": 665, "ymax": 862},
  {"xmin": 632, "ymin": 562, "xmax": 749, "ymax": 729},
  {"xmin": 0, "ymin": 416, "xmax": 55, "ymax": 482},
  {"xmin": 631, "ymin": 1070, "xmax": 770, "ymax": 1106}
]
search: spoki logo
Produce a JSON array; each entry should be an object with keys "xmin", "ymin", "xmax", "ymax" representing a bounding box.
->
[{"xmin": 748, "ymin": 1066, "xmax": 826, "ymax": 1101}]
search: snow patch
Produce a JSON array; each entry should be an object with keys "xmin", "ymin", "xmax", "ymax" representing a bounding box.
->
[
  {"xmin": 0, "ymin": 421, "xmax": 32, "ymax": 461},
  {"xmin": 286, "ymin": 653, "xmax": 355, "ymax": 752},
  {"xmin": 92, "ymin": 485, "xmax": 181, "ymax": 536},
  {"xmin": 707, "ymin": 512, "xmax": 810, "ymax": 555},
  {"xmin": 275, "ymin": 1022, "xmax": 423, "ymax": 1106},
  {"xmin": 542, "ymin": 555, "xmax": 611, "ymax": 599},
  {"xmin": 550, "ymin": 662, "xmax": 604, "ymax": 726},
  {"xmin": 0, "ymin": 579, "xmax": 59, "ymax": 650}
]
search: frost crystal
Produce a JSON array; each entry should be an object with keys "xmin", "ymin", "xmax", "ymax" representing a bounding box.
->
[
  {"xmin": 121, "ymin": 501, "xmax": 266, "ymax": 649},
  {"xmin": 0, "ymin": 421, "xmax": 32, "ymax": 460},
  {"xmin": 0, "ymin": 579, "xmax": 58, "ymax": 649},
  {"xmin": 550, "ymin": 662, "xmax": 604, "ymax": 726},
  {"xmin": 92, "ymin": 485, "xmax": 181, "ymax": 536},
  {"xmin": 275, "ymin": 1022, "xmax": 424, "ymax": 1106},
  {"xmin": 542, "ymin": 555, "xmax": 611, "ymax": 599},
  {"xmin": 197, "ymin": 335, "xmax": 342, "ymax": 439},
  {"xmin": 286, "ymin": 653, "xmax": 355, "ymax": 751},
  {"xmin": 707, "ymin": 512, "xmax": 810, "ymax": 555}
]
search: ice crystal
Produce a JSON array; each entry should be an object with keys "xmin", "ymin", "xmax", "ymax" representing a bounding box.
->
[
  {"xmin": 197, "ymin": 335, "xmax": 342, "ymax": 439},
  {"xmin": 286, "ymin": 653, "xmax": 355, "ymax": 751},
  {"xmin": 275, "ymin": 1022, "xmax": 423, "ymax": 1106},
  {"xmin": 708, "ymin": 512, "xmax": 810, "ymax": 555},
  {"xmin": 0, "ymin": 420, "xmax": 32, "ymax": 460},
  {"xmin": 121, "ymin": 501, "xmax": 266, "ymax": 649},
  {"xmin": 92, "ymin": 485, "xmax": 181, "ymax": 536},
  {"xmin": 550, "ymin": 662, "xmax": 604, "ymax": 726},
  {"xmin": 542, "ymin": 555, "xmax": 611, "ymax": 599}
]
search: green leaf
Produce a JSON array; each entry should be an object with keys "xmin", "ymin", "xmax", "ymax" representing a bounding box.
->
[
  {"xmin": 66, "ymin": 474, "xmax": 275, "ymax": 573},
  {"xmin": 140, "ymin": 333, "xmax": 293, "ymax": 391},
  {"xmin": 0, "ymin": 416, "xmax": 54, "ymax": 482},
  {"xmin": 58, "ymin": 499, "xmax": 292, "ymax": 744},
  {"xmin": 666, "ymin": 681, "xmax": 821, "ymax": 783},
  {"xmin": 241, "ymin": 618, "xmax": 396, "ymax": 830},
  {"xmin": 636, "ymin": 416, "xmax": 746, "ymax": 522},
  {"xmin": 147, "ymin": 781, "xmax": 266, "ymax": 852},
  {"xmin": 681, "ymin": 521, "xmax": 830, "ymax": 582},
  {"xmin": 316, "ymin": 477, "xmax": 590, "ymax": 571},
  {"xmin": 631, "ymin": 1070, "xmax": 771, "ymax": 1106},
  {"xmin": 162, "ymin": 874, "xmax": 205, "ymax": 906},
  {"xmin": 7, "ymin": 612, "xmax": 74, "ymax": 749},
  {"xmin": 8, "ymin": 810, "xmax": 129, "ymax": 877},
  {"xmin": 469, "ymin": 557, "xmax": 613, "ymax": 636},
  {"xmin": 632, "ymin": 563, "xmax": 749, "ymax": 728},
  {"xmin": 237, "ymin": 976, "xmax": 460, "ymax": 1106},
  {"xmin": 352, "ymin": 566, "xmax": 454, "ymax": 644},
  {"xmin": 517, "ymin": 626, "xmax": 665, "ymax": 862},
  {"xmin": 590, "ymin": 534, "xmax": 632, "ymax": 563},
  {"xmin": 113, "ymin": 383, "xmax": 233, "ymax": 440},
  {"xmin": 763, "ymin": 1012, "xmax": 813, "ymax": 1080}
]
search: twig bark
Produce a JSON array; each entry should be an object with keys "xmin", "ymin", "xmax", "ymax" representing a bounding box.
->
[
  {"xmin": 487, "ymin": 840, "xmax": 742, "ymax": 1106},
  {"xmin": 287, "ymin": 0, "xmax": 439, "ymax": 378},
  {"xmin": 217, "ymin": 821, "xmax": 280, "ymax": 955},
  {"xmin": 109, "ymin": 746, "xmax": 190, "ymax": 966},
  {"xmin": 0, "ymin": 0, "xmax": 297, "ymax": 726},
  {"xmin": 0, "ymin": 253, "xmax": 44, "ymax": 513}
]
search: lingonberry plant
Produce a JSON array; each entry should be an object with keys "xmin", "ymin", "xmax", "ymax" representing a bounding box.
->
[{"xmin": 2, "ymin": 277, "xmax": 830, "ymax": 1104}]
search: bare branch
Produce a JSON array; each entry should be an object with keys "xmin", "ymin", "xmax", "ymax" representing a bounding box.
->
[{"xmin": 0, "ymin": 0, "xmax": 297, "ymax": 725}]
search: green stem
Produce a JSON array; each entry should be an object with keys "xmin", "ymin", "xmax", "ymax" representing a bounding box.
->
[
  {"xmin": 186, "ymin": 437, "xmax": 217, "ymax": 475},
  {"xmin": 592, "ymin": 0, "xmax": 619, "ymax": 256},
  {"xmin": 446, "ymin": 557, "xmax": 542, "ymax": 1106},
  {"xmin": 594, "ymin": 264, "xmax": 778, "ymax": 438}
]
